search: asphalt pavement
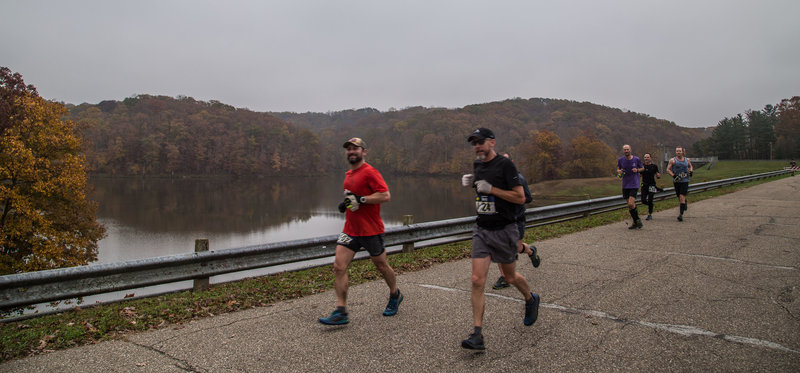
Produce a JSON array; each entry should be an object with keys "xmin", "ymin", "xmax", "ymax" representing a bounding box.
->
[{"xmin": 2, "ymin": 176, "xmax": 799, "ymax": 372}]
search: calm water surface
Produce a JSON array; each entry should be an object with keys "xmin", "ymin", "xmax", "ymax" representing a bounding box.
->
[
  {"xmin": 90, "ymin": 174, "xmax": 479, "ymax": 264},
  {"xmin": 16, "ymin": 174, "xmax": 565, "ymax": 316}
]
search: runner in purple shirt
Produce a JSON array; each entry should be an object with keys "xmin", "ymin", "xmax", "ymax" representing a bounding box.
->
[{"xmin": 617, "ymin": 144, "xmax": 644, "ymax": 229}]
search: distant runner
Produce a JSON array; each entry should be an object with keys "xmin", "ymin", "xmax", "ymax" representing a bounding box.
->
[
  {"xmin": 492, "ymin": 152, "xmax": 540, "ymax": 291},
  {"xmin": 617, "ymin": 144, "xmax": 644, "ymax": 229},
  {"xmin": 667, "ymin": 146, "xmax": 693, "ymax": 222},
  {"xmin": 640, "ymin": 153, "xmax": 661, "ymax": 221}
]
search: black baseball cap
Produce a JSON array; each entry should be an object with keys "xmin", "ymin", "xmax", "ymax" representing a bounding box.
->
[{"xmin": 467, "ymin": 128, "xmax": 495, "ymax": 142}]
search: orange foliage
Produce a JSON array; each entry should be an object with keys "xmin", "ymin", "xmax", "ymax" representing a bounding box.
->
[{"xmin": 1, "ymin": 68, "xmax": 105, "ymax": 274}]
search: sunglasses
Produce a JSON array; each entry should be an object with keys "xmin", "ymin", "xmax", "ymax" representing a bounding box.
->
[{"xmin": 470, "ymin": 139, "xmax": 486, "ymax": 146}]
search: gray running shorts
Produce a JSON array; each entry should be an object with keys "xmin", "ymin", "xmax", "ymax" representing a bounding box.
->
[{"xmin": 471, "ymin": 223, "xmax": 519, "ymax": 264}]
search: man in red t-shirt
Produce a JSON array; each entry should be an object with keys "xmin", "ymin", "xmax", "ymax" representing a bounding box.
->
[{"xmin": 319, "ymin": 137, "xmax": 402, "ymax": 325}]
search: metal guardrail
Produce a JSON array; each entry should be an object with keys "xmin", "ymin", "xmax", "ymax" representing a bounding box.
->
[{"xmin": 0, "ymin": 170, "xmax": 789, "ymax": 311}]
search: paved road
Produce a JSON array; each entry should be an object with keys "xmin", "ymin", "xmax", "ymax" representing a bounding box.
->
[{"xmin": 3, "ymin": 176, "xmax": 799, "ymax": 372}]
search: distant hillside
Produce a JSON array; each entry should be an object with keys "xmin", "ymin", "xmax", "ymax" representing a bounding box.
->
[
  {"xmin": 69, "ymin": 96, "xmax": 708, "ymax": 178},
  {"xmin": 69, "ymin": 95, "xmax": 321, "ymax": 176},
  {"xmin": 273, "ymin": 98, "xmax": 708, "ymax": 178}
]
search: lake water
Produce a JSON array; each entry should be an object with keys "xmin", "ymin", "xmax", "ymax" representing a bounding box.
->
[
  {"xmin": 11, "ymin": 174, "xmax": 570, "ymax": 317},
  {"xmin": 90, "ymin": 174, "xmax": 480, "ymax": 264}
]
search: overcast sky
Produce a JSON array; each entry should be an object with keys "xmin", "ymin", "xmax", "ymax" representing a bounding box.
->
[{"xmin": 3, "ymin": 0, "xmax": 798, "ymax": 128}]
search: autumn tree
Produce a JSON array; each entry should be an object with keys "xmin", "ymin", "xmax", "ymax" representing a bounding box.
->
[
  {"xmin": 519, "ymin": 129, "xmax": 562, "ymax": 182},
  {"xmin": 0, "ymin": 67, "xmax": 105, "ymax": 274},
  {"xmin": 0, "ymin": 67, "xmax": 37, "ymax": 136},
  {"xmin": 562, "ymin": 131, "xmax": 617, "ymax": 178}
]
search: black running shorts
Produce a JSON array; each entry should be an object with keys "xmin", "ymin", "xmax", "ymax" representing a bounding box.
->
[
  {"xmin": 673, "ymin": 182, "xmax": 689, "ymax": 197},
  {"xmin": 337, "ymin": 233, "xmax": 385, "ymax": 256},
  {"xmin": 515, "ymin": 215, "xmax": 526, "ymax": 241}
]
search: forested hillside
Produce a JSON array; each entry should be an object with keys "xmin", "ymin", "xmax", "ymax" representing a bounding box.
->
[
  {"xmin": 274, "ymin": 98, "xmax": 708, "ymax": 180},
  {"xmin": 692, "ymin": 97, "xmax": 800, "ymax": 160},
  {"xmin": 70, "ymin": 96, "xmax": 708, "ymax": 180},
  {"xmin": 70, "ymin": 95, "xmax": 322, "ymax": 176}
]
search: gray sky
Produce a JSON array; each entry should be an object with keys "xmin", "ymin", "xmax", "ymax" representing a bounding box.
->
[{"xmin": 3, "ymin": 0, "xmax": 798, "ymax": 128}]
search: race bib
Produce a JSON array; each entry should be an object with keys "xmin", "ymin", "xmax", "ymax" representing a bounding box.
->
[
  {"xmin": 648, "ymin": 186, "xmax": 657, "ymax": 193},
  {"xmin": 337, "ymin": 233, "xmax": 353, "ymax": 245},
  {"xmin": 476, "ymin": 195, "xmax": 497, "ymax": 215}
]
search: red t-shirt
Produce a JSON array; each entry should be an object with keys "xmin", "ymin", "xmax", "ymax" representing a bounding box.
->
[{"xmin": 343, "ymin": 163, "xmax": 389, "ymax": 236}]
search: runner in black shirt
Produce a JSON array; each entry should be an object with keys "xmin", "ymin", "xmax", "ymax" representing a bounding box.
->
[
  {"xmin": 492, "ymin": 153, "xmax": 540, "ymax": 290},
  {"xmin": 460, "ymin": 128, "xmax": 540, "ymax": 350},
  {"xmin": 640, "ymin": 153, "xmax": 661, "ymax": 221}
]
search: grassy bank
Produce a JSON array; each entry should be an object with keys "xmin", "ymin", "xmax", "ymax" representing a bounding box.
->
[
  {"xmin": 690, "ymin": 159, "xmax": 789, "ymax": 181},
  {"xmin": 532, "ymin": 159, "xmax": 789, "ymax": 202},
  {"xmin": 0, "ymin": 164, "xmax": 790, "ymax": 362}
]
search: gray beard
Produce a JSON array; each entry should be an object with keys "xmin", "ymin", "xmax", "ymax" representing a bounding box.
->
[{"xmin": 475, "ymin": 154, "xmax": 487, "ymax": 161}]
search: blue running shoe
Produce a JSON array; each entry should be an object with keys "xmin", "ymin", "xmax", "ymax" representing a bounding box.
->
[
  {"xmin": 461, "ymin": 332, "xmax": 485, "ymax": 350},
  {"xmin": 383, "ymin": 290, "xmax": 403, "ymax": 316},
  {"xmin": 319, "ymin": 309, "xmax": 349, "ymax": 325},
  {"xmin": 492, "ymin": 276, "xmax": 510, "ymax": 289},
  {"xmin": 523, "ymin": 292, "xmax": 540, "ymax": 326},
  {"xmin": 528, "ymin": 244, "xmax": 541, "ymax": 268}
]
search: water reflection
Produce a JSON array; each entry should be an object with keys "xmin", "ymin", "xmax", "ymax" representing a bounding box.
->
[
  {"xmin": 9, "ymin": 174, "xmax": 564, "ymax": 316},
  {"xmin": 89, "ymin": 174, "xmax": 479, "ymax": 263},
  {"xmin": 91, "ymin": 175, "xmax": 478, "ymax": 232}
]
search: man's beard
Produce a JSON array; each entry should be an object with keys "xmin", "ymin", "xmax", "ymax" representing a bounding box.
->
[
  {"xmin": 348, "ymin": 154, "xmax": 363, "ymax": 164},
  {"xmin": 475, "ymin": 152, "xmax": 487, "ymax": 161}
]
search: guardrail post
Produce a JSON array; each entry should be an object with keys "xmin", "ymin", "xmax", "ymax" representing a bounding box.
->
[
  {"xmin": 583, "ymin": 195, "xmax": 591, "ymax": 217},
  {"xmin": 193, "ymin": 239, "xmax": 210, "ymax": 291},
  {"xmin": 402, "ymin": 215, "xmax": 414, "ymax": 253}
]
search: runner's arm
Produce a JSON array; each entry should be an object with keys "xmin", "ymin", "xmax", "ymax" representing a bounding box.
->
[
  {"xmin": 666, "ymin": 159, "xmax": 675, "ymax": 177},
  {"xmin": 491, "ymin": 185, "xmax": 525, "ymax": 205},
  {"xmin": 362, "ymin": 191, "xmax": 391, "ymax": 204}
]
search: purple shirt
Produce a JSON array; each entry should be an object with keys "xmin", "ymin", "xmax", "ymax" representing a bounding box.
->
[{"xmin": 617, "ymin": 156, "xmax": 642, "ymax": 189}]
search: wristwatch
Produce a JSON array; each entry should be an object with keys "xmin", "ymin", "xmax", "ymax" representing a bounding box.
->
[{"xmin": 359, "ymin": 196, "xmax": 367, "ymax": 203}]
